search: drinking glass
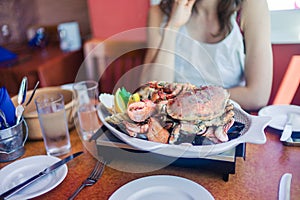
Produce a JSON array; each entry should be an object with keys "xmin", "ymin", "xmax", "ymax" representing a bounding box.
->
[
  {"xmin": 73, "ymin": 80, "xmax": 101, "ymax": 140},
  {"xmin": 35, "ymin": 92, "xmax": 71, "ymax": 156}
]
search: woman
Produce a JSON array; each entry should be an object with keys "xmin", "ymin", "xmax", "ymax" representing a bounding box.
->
[{"xmin": 142, "ymin": 0, "xmax": 273, "ymax": 111}]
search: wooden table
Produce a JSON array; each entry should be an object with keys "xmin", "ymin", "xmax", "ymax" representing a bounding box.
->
[{"xmin": 1, "ymin": 126, "xmax": 300, "ymax": 200}]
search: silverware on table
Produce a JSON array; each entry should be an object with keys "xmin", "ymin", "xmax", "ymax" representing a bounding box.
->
[
  {"xmin": 15, "ymin": 77, "xmax": 28, "ymax": 125},
  {"xmin": 278, "ymin": 173, "xmax": 292, "ymax": 200},
  {"xmin": 25, "ymin": 81, "xmax": 40, "ymax": 107},
  {"xmin": 0, "ymin": 151, "xmax": 83, "ymax": 200},
  {"xmin": 88, "ymin": 125, "xmax": 108, "ymax": 142},
  {"xmin": 0, "ymin": 109, "xmax": 9, "ymax": 128},
  {"xmin": 68, "ymin": 160, "xmax": 106, "ymax": 200},
  {"xmin": 280, "ymin": 113, "xmax": 295, "ymax": 142}
]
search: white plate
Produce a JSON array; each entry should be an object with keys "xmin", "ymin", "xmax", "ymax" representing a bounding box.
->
[
  {"xmin": 0, "ymin": 155, "xmax": 68, "ymax": 200},
  {"xmin": 109, "ymin": 175, "xmax": 214, "ymax": 200},
  {"xmin": 258, "ymin": 105, "xmax": 300, "ymax": 131},
  {"xmin": 98, "ymin": 100, "xmax": 271, "ymax": 158}
]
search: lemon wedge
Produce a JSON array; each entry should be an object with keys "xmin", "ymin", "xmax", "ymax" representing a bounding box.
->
[
  {"xmin": 128, "ymin": 93, "xmax": 140, "ymax": 106},
  {"xmin": 114, "ymin": 88, "xmax": 127, "ymax": 113}
]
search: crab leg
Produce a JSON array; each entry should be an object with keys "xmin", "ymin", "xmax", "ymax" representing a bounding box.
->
[
  {"xmin": 123, "ymin": 121, "xmax": 149, "ymax": 137},
  {"xmin": 169, "ymin": 124, "xmax": 180, "ymax": 144},
  {"xmin": 147, "ymin": 117, "xmax": 170, "ymax": 144}
]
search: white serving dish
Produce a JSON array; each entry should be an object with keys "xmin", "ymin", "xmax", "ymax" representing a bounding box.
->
[{"xmin": 97, "ymin": 100, "xmax": 271, "ymax": 158}]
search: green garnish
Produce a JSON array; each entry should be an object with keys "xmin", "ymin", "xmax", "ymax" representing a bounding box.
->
[{"xmin": 119, "ymin": 87, "xmax": 131, "ymax": 105}]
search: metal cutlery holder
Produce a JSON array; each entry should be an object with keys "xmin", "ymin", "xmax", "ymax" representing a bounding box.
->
[{"xmin": 0, "ymin": 118, "xmax": 28, "ymax": 162}]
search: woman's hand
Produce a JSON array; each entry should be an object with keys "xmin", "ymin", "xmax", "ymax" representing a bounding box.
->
[{"xmin": 167, "ymin": 0, "xmax": 196, "ymax": 29}]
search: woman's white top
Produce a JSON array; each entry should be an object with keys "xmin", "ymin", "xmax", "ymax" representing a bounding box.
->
[
  {"xmin": 150, "ymin": 0, "xmax": 246, "ymax": 88},
  {"xmin": 173, "ymin": 16, "xmax": 246, "ymax": 88},
  {"xmin": 152, "ymin": 8, "xmax": 245, "ymax": 88}
]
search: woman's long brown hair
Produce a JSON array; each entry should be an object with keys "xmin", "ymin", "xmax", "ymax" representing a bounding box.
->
[{"xmin": 159, "ymin": 0, "xmax": 244, "ymax": 36}]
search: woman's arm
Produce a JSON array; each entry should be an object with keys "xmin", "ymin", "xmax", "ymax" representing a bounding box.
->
[
  {"xmin": 142, "ymin": 4, "xmax": 176, "ymax": 83},
  {"xmin": 141, "ymin": 0, "xmax": 196, "ymax": 83},
  {"xmin": 143, "ymin": 4, "xmax": 164, "ymax": 65},
  {"xmin": 228, "ymin": 0, "xmax": 273, "ymax": 111}
]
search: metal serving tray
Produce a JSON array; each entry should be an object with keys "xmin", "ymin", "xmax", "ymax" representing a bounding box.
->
[
  {"xmin": 282, "ymin": 132, "xmax": 300, "ymax": 146},
  {"xmin": 95, "ymin": 127, "xmax": 246, "ymax": 181}
]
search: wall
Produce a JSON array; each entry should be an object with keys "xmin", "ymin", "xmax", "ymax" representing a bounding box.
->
[
  {"xmin": 270, "ymin": 10, "xmax": 300, "ymax": 44},
  {"xmin": 35, "ymin": 0, "xmax": 91, "ymax": 39},
  {"xmin": 87, "ymin": 0, "xmax": 149, "ymax": 41},
  {"xmin": 271, "ymin": 44, "xmax": 300, "ymax": 105},
  {"xmin": 270, "ymin": 10, "xmax": 300, "ymax": 105},
  {"xmin": 0, "ymin": 0, "xmax": 37, "ymax": 44},
  {"xmin": 0, "ymin": 0, "xmax": 90, "ymax": 46}
]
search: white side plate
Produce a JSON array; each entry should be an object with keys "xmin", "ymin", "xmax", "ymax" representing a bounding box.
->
[
  {"xmin": 109, "ymin": 175, "xmax": 215, "ymax": 200},
  {"xmin": 0, "ymin": 155, "xmax": 68, "ymax": 200},
  {"xmin": 258, "ymin": 105, "xmax": 300, "ymax": 131}
]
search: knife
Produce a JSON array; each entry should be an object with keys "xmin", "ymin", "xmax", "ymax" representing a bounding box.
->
[
  {"xmin": 0, "ymin": 151, "xmax": 83, "ymax": 200},
  {"xmin": 88, "ymin": 125, "xmax": 108, "ymax": 142},
  {"xmin": 280, "ymin": 113, "xmax": 294, "ymax": 142},
  {"xmin": 278, "ymin": 173, "xmax": 292, "ymax": 200}
]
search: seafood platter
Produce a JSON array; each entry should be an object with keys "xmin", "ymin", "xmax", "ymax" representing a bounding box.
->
[{"xmin": 97, "ymin": 81, "xmax": 271, "ymax": 158}]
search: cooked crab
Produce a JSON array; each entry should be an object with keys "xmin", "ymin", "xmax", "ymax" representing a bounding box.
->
[
  {"xmin": 166, "ymin": 85, "xmax": 230, "ymax": 121},
  {"xmin": 104, "ymin": 81, "xmax": 235, "ymax": 145}
]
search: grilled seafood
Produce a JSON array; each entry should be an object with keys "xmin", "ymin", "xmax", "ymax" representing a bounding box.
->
[
  {"xmin": 147, "ymin": 117, "xmax": 169, "ymax": 144},
  {"xmin": 103, "ymin": 81, "xmax": 235, "ymax": 145},
  {"xmin": 127, "ymin": 100, "xmax": 156, "ymax": 122},
  {"xmin": 166, "ymin": 86, "xmax": 230, "ymax": 121}
]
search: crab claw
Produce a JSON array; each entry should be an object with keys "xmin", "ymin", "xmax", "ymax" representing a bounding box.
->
[
  {"xmin": 214, "ymin": 126, "xmax": 229, "ymax": 142},
  {"xmin": 224, "ymin": 118, "xmax": 235, "ymax": 133},
  {"xmin": 214, "ymin": 119, "xmax": 234, "ymax": 142},
  {"xmin": 127, "ymin": 100, "xmax": 156, "ymax": 122}
]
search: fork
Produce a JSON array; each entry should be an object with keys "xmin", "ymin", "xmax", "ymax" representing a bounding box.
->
[{"xmin": 68, "ymin": 160, "xmax": 106, "ymax": 200}]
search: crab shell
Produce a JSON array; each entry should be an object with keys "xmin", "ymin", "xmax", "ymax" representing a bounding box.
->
[{"xmin": 166, "ymin": 85, "xmax": 230, "ymax": 121}]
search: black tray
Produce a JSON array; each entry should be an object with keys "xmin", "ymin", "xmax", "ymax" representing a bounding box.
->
[{"xmin": 95, "ymin": 127, "xmax": 246, "ymax": 181}]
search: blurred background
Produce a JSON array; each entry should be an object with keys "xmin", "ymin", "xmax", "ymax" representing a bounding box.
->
[{"xmin": 0, "ymin": 0, "xmax": 299, "ymax": 105}]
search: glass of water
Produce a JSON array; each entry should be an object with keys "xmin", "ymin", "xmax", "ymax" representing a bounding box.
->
[
  {"xmin": 73, "ymin": 80, "xmax": 102, "ymax": 140},
  {"xmin": 35, "ymin": 92, "xmax": 71, "ymax": 156}
]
